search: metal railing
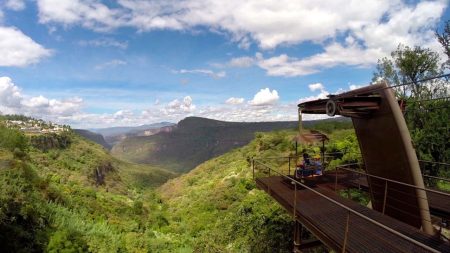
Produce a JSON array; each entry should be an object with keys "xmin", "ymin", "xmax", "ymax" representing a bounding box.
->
[{"xmin": 252, "ymin": 158, "xmax": 442, "ymax": 253}]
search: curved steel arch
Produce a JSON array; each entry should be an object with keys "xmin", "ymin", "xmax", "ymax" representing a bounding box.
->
[{"xmin": 298, "ymin": 82, "xmax": 434, "ymax": 235}]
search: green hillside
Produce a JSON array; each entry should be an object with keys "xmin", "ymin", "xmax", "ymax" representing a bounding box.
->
[
  {"xmin": 153, "ymin": 127, "xmax": 360, "ymax": 252},
  {"xmin": 0, "ymin": 122, "xmax": 176, "ymax": 252},
  {"xmin": 111, "ymin": 117, "xmax": 301, "ymax": 173},
  {"xmin": 0, "ymin": 116, "xmax": 359, "ymax": 252}
]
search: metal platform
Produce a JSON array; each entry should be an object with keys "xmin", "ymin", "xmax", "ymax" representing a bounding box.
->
[{"xmin": 256, "ymin": 176, "xmax": 450, "ymax": 253}]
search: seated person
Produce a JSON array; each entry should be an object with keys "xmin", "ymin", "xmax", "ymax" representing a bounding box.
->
[
  {"xmin": 302, "ymin": 153, "xmax": 311, "ymax": 166},
  {"xmin": 313, "ymin": 158, "xmax": 323, "ymax": 175}
]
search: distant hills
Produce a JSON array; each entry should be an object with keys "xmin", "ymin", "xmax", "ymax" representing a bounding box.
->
[
  {"xmin": 111, "ymin": 117, "xmax": 301, "ymax": 172},
  {"xmin": 90, "ymin": 122, "xmax": 175, "ymax": 146}
]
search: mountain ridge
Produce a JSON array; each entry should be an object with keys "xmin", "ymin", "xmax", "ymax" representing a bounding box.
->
[{"xmin": 111, "ymin": 116, "xmax": 329, "ymax": 173}]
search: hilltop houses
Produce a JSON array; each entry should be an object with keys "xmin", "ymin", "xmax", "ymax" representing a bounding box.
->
[{"xmin": 5, "ymin": 119, "xmax": 69, "ymax": 134}]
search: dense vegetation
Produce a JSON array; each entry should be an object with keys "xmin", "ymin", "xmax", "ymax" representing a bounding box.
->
[
  {"xmin": 0, "ymin": 117, "xmax": 360, "ymax": 252},
  {"xmin": 0, "ymin": 120, "xmax": 177, "ymax": 252}
]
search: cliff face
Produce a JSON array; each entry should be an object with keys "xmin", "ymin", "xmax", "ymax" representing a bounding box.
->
[{"xmin": 73, "ymin": 129, "xmax": 111, "ymax": 149}]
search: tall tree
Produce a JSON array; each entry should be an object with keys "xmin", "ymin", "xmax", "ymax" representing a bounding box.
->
[
  {"xmin": 436, "ymin": 20, "xmax": 450, "ymax": 68},
  {"xmin": 373, "ymin": 44, "xmax": 441, "ymax": 98}
]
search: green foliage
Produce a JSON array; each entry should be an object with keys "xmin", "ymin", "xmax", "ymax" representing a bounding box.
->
[
  {"xmin": 0, "ymin": 161, "xmax": 49, "ymax": 252},
  {"xmin": 339, "ymin": 189, "xmax": 370, "ymax": 206},
  {"xmin": 373, "ymin": 44, "xmax": 441, "ymax": 98},
  {"xmin": 0, "ymin": 125, "xmax": 28, "ymax": 152},
  {"xmin": 436, "ymin": 20, "xmax": 450, "ymax": 68},
  {"xmin": 47, "ymin": 229, "xmax": 87, "ymax": 253},
  {"xmin": 305, "ymin": 119, "xmax": 353, "ymax": 133}
]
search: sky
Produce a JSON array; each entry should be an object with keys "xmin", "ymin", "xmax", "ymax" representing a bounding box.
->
[{"xmin": 0, "ymin": 0, "xmax": 449, "ymax": 128}]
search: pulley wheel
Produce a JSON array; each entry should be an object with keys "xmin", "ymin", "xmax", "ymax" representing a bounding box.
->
[{"xmin": 326, "ymin": 100, "xmax": 336, "ymax": 116}]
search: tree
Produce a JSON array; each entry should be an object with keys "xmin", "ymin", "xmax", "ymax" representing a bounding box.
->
[
  {"xmin": 436, "ymin": 20, "xmax": 450, "ymax": 68},
  {"xmin": 373, "ymin": 44, "xmax": 441, "ymax": 98}
]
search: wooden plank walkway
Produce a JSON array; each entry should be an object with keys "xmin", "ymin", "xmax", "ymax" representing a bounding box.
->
[
  {"xmin": 256, "ymin": 176, "xmax": 450, "ymax": 253},
  {"xmin": 322, "ymin": 171, "xmax": 450, "ymax": 219}
]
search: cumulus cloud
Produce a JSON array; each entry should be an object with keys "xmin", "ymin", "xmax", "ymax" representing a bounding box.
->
[
  {"xmin": 35, "ymin": 0, "xmax": 446, "ymax": 51},
  {"xmin": 166, "ymin": 96, "xmax": 196, "ymax": 113},
  {"xmin": 36, "ymin": 0, "xmax": 125, "ymax": 31},
  {"xmin": 95, "ymin": 59, "xmax": 127, "ymax": 70},
  {"xmin": 0, "ymin": 76, "xmax": 22, "ymax": 108},
  {"xmin": 0, "ymin": 76, "xmax": 328, "ymax": 128},
  {"xmin": 308, "ymin": 83, "xmax": 325, "ymax": 92},
  {"xmin": 298, "ymin": 83, "xmax": 331, "ymax": 103},
  {"xmin": 5, "ymin": 0, "xmax": 26, "ymax": 11},
  {"xmin": 78, "ymin": 38, "xmax": 128, "ymax": 49},
  {"xmin": 32, "ymin": 0, "xmax": 447, "ymax": 77},
  {"xmin": 249, "ymin": 88, "xmax": 279, "ymax": 106},
  {"xmin": 225, "ymin": 97, "xmax": 244, "ymax": 105},
  {"xmin": 0, "ymin": 76, "xmax": 83, "ymax": 119},
  {"xmin": 174, "ymin": 69, "xmax": 226, "ymax": 79},
  {"xmin": 0, "ymin": 26, "xmax": 52, "ymax": 67},
  {"xmin": 228, "ymin": 56, "xmax": 255, "ymax": 68}
]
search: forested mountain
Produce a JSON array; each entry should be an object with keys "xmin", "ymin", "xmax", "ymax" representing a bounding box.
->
[
  {"xmin": 110, "ymin": 117, "xmax": 351, "ymax": 173},
  {"xmin": 111, "ymin": 117, "xmax": 299, "ymax": 173}
]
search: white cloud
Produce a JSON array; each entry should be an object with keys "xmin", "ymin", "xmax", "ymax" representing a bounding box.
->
[
  {"xmin": 37, "ymin": 0, "xmax": 125, "ymax": 32},
  {"xmin": 298, "ymin": 83, "xmax": 331, "ymax": 103},
  {"xmin": 166, "ymin": 96, "xmax": 196, "ymax": 113},
  {"xmin": 33, "ymin": 0, "xmax": 446, "ymax": 76},
  {"xmin": 225, "ymin": 97, "xmax": 244, "ymax": 105},
  {"xmin": 35, "ymin": 0, "xmax": 446, "ymax": 51},
  {"xmin": 0, "ymin": 76, "xmax": 22, "ymax": 108},
  {"xmin": 0, "ymin": 76, "xmax": 329, "ymax": 128},
  {"xmin": 249, "ymin": 88, "xmax": 279, "ymax": 106},
  {"xmin": 228, "ymin": 56, "xmax": 255, "ymax": 68},
  {"xmin": 174, "ymin": 69, "xmax": 226, "ymax": 79},
  {"xmin": 308, "ymin": 83, "xmax": 325, "ymax": 92},
  {"xmin": 95, "ymin": 59, "xmax": 127, "ymax": 70},
  {"xmin": 5, "ymin": 0, "xmax": 26, "ymax": 11},
  {"xmin": 0, "ymin": 76, "xmax": 83, "ymax": 119},
  {"xmin": 0, "ymin": 26, "xmax": 52, "ymax": 67},
  {"xmin": 349, "ymin": 84, "xmax": 363, "ymax": 90},
  {"xmin": 254, "ymin": 41, "xmax": 386, "ymax": 77},
  {"xmin": 78, "ymin": 38, "xmax": 128, "ymax": 49}
]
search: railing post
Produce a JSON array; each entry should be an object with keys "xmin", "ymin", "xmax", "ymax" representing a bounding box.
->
[
  {"xmin": 335, "ymin": 167, "xmax": 338, "ymax": 192},
  {"xmin": 294, "ymin": 182, "xmax": 297, "ymax": 219},
  {"xmin": 252, "ymin": 158, "xmax": 255, "ymax": 179},
  {"xmin": 382, "ymin": 180, "xmax": 388, "ymax": 214},
  {"xmin": 342, "ymin": 211, "xmax": 350, "ymax": 253},
  {"xmin": 288, "ymin": 157, "xmax": 291, "ymax": 176}
]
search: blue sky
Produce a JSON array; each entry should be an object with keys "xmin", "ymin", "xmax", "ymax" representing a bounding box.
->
[{"xmin": 0, "ymin": 0, "xmax": 448, "ymax": 128}]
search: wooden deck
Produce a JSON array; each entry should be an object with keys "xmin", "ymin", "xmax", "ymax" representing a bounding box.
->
[
  {"xmin": 256, "ymin": 176, "xmax": 450, "ymax": 253},
  {"xmin": 323, "ymin": 171, "xmax": 450, "ymax": 220}
]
